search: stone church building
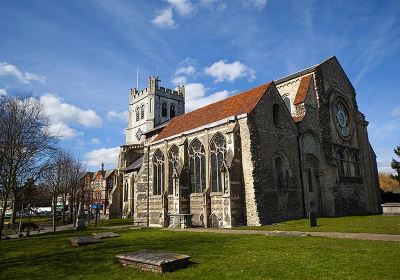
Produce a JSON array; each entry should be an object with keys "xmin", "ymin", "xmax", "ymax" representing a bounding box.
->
[{"xmin": 108, "ymin": 56, "xmax": 381, "ymax": 228}]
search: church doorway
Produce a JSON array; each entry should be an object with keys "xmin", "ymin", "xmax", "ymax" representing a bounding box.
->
[{"xmin": 304, "ymin": 155, "xmax": 321, "ymax": 215}]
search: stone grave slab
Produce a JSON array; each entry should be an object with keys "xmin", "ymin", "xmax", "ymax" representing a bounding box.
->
[
  {"xmin": 92, "ymin": 232, "xmax": 120, "ymax": 239},
  {"xmin": 129, "ymin": 226, "xmax": 143, "ymax": 230},
  {"xmin": 116, "ymin": 250, "xmax": 191, "ymax": 273},
  {"xmin": 69, "ymin": 236, "xmax": 102, "ymax": 247},
  {"xmin": 265, "ymin": 231, "xmax": 309, "ymax": 238}
]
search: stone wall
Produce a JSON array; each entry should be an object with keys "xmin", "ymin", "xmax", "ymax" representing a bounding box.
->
[{"xmin": 247, "ymin": 85, "xmax": 304, "ymax": 224}]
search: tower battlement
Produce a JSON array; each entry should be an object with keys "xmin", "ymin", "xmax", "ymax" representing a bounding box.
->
[
  {"xmin": 129, "ymin": 76, "xmax": 184, "ymax": 103},
  {"xmin": 126, "ymin": 75, "xmax": 185, "ymax": 144}
]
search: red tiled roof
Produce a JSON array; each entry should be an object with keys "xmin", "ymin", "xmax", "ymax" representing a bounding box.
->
[
  {"xmin": 293, "ymin": 74, "xmax": 313, "ymax": 105},
  {"xmin": 153, "ymin": 82, "xmax": 273, "ymax": 142}
]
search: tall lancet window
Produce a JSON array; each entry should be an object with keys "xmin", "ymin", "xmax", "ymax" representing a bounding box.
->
[
  {"xmin": 170, "ymin": 104, "xmax": 176, "ymax": 119},
  {"xmin": 283, "ymin": 96, "xmax": 291, "ymax": 114},
  {"xmin": 210, "ymin": 133, "xmax": 227, "ymax": 192},
  {"xmin": 162, "ymin": 103, "xmax": 167, "ymax": 117},
  {"xmin": 136, "ymin": 107, "xmax": 140, "ymax": 122},
  {"xmin": 141, "ymin": 104, "xmax": 145, "ymax": 119},
  {"xmin": 188, "ymin": 139, "xmax": 206, "ymax": 193},
  {"xmin": 153, "ymin": 149, "xmax": 165, "ymax": 195},
  {"xmin": 168, "ymin": 145, "xmax": 179, "ymax": 195}
]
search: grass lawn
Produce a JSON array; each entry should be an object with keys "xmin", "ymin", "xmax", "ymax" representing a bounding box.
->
[
  {"xmin": 237, "ymin": 215, "xmax": 400, "ymax": 235},
  {"xmin": 84, "ymin": 218, "xmax": 136, "ymax": 230},
  {"xmin": 0, "ymin": 227, "xmax": 399, "ymax": 280}
]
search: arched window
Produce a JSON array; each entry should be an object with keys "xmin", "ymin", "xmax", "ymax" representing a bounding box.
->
[
  {"xmin": 307, "ymin": 169, "xmax": 313, "ymax": 192},
  {"xmin": 141, "ymin": 104, "xmax": 145, "ymax": 119},
  {"xmin": 273, "ymin": 104, "xmax": 279, "ymax": 126},
  {"xmin": 275, "ymin": 156, "xmax": 288, "ymax": 189},
  {"xmin": 344, "ymin": 151, "xmax": 351, "ymax": 176},
  {"xmin": 153, "ymin": 149, "xmax": 165, "ymax": 195},
  {"xmin": 354, "ymin": 152, "xmax": 361, "ymax": 177},
  {"xmin": 136, "ymin": 107, "xmax": 140, "ymax": 122},
  {"xmin": 337, "ymin": 150, "xmax": 344, "ymax": 175},
  {"xmin": 162, "ymin": 103, "xmax": 167, "ymax": 117},
  {"xmin": 168, "ymin": 145, "xmax": 179, "ymax": 195},
  {"xmin": 170, "ymin": 104, "xmax": 176, "ymax": 119},
  {"xmin": 124, "ymin": 182, "xmax": 128, "ymax": 202},
  {"xmin": 283, "ymin": 96, "xmax": 291, "ymax": 113},
  {"xmin": 188, "ymin": 139, "xmax": 206, "ymax": 193},
  {"xmin": 210, "ymin": 133, "xmax": 227, "ymax": 192}
]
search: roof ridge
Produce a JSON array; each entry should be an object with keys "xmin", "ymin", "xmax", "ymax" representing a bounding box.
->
[{"xmin": 153, "ymin": 82, "xmax": 272, "ymax": 142}]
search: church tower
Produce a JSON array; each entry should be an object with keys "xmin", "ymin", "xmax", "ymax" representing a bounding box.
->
[{"xmin": 125, "ymin": 76, "xmax": 185, "ymax": 144}]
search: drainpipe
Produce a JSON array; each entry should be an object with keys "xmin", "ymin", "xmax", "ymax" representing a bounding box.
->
[
  {"xmin": 297, "ymin": 133, "xmax": 307, "ymax": 218},
  {"xmin": 147, "ymin": 146, "xmax": 150, "ymax": 227}
]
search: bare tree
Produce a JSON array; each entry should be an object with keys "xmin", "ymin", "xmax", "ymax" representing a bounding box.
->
[
  {"xmin": 0, "ymin": 94, "xmax": 56, "ymax": 240},
  {"xmin": 68, "ymin": 158, "xmax": 85, "ymax": 228},
  {"xmin": 40, "ymin": 149, "xmax": 72, "ymax": 232}
]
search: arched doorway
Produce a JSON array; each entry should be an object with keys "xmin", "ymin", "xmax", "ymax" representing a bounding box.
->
[{"xmin": 304, "ymin": 155, "xmax": 321, "ymax": 214}]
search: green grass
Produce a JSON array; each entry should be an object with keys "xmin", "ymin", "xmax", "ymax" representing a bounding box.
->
[
  {"xmin": 237, "ymin": 215, "xmax": 400, "ymax": 235},
  {"xmin": 0, "ymin": 228, "xmax": 399, "ymax": 280},
  {"xmin": 86, "ymin": 218, "xmax": 135, "ymax": 228}
]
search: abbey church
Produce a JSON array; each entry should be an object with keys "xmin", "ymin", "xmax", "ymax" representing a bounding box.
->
[{"xmin": 108, "ymin": 56, "xmax": 382, "ymax": 228}]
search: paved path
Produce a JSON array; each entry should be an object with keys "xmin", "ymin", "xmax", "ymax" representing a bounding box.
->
[
  {"xmin": 4, "ymin": 223, "xmax": 75, "ymax": 239},
  {"xmin": 164, "ymin": 228, "xmax": 400, "ymax": 242}
]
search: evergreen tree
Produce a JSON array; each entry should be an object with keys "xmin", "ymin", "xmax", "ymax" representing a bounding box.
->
[{"xmin": 391, "ymin": 145, "xmax": 400, "ymax": 186}]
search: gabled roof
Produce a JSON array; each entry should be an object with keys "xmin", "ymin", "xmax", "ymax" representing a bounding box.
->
[
  {"xmin": 153, "ymin": 82, "xmax": 272, "ymax": 142},
  {"xmin": 104, "ymin": 169, "xmax": 116, "ymax": 179},
  {"xmin": 294, "ymin": 74, "xmax": 313, "ymax": 105},
  {"xmin": 93, "ymin": 170, "xmax": 106, "ymax": 179},
  {"xmin": 125, "ymin": 155, "xmax": 144, "ymax": 172}
]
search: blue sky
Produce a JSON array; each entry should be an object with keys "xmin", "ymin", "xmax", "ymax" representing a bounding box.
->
[{"xmin": 0, "ymin": 0, "xmax": 399, "ymax": 172}]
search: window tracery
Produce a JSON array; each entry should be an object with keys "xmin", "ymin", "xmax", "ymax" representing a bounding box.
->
[
  {"xmin": 188, "ymin": 139, "xmax": 206, "ymax": 193},
  {"xmin": 153, "ymin": 149, "xmax": 165, "ymax": 195},
  {"xmin": 170, "ymin": 104, "xmax": 176, "ymax": 119},
  {"xmin": 210, "ymin": 133, "xmax": 227, "ymax": 192},
  {"xmin": 162, "ymin": 102, "xmax": 167, "ymax": 117}
]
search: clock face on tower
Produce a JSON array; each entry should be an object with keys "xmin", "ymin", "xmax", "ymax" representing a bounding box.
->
[{"xmin": 333, "ymin": 101, "xmax": 350, "ymax": 138}]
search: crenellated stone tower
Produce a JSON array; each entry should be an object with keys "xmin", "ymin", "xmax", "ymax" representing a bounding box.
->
[
  {"xmin": 126, "ymin": 76, "xmax": 185, "ymax": 144},
  {"xmin": 109, "ymin": 76, "xmax": 185, "ymax": 218}
]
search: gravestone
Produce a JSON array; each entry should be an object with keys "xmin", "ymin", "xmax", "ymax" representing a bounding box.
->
[
  {"xmin": 92, "ymin": 232, "xmax": 120, "ymax": 239},
  {"xmin": 308, "ymin": 211, "xmax": 317, "ymax": 227},
  {"xmin": 69, "ymin": 236, "xmax": 102, "ymax": 247},
  {"xmin": 116, "ymin": 250, "xmax": 191, "ymax": 273}
]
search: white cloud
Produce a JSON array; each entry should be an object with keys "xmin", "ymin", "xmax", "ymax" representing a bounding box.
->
[
  {"xmin": 91, "ymin": 138, "xmax": 101, "ymax": 145},
  {"xmin": 40, "ymin": 94, "xmax": 102, "ymax": 128},
  {"xmin": 152, "ymin": 7, "xmax": 177, "ymax": 29},
  {"xmin": 167, "ymin": 0, "xmax": 194, "ymax": 17},
  {"xmin": 0, "ymin": 62, "xmax": 46, "ymax": 84},
  {"xmin": 0, "ymin": 88, "xmax": 6, "ymax": 95},
  {"xmin": 204, "ymin": 60, "xmax": 256, "ymax": 82},
  {"xmin": 185, "ymin": 83, "xmax": 231, "ymax": 111},
  {"xmin": 172, "ymin": 75, "xmax": 187, "ymax": 85},
  {"xmin": 392, "ymin": 106, "xmax": 400, "ymax": 117},
  {"xmin": 107, "ymin": 110, "xmax": 129, "ymax": 123},
  {"xmin": 241, "ymin": 0, "xmax": 267, "ymax": 9},
  {"xmin": 48, "ymin": 121, "xmax": 81, "ymax": 140},
  {"xmin": 176, "ymin": 65, "xmax": 195, "ymax": 76},
  {"xmin": 84, "ymin": 147, "xmax": 120, "ymax": 168}
]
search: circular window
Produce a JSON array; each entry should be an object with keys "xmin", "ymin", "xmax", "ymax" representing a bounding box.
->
[{"xmin": 333, "ymin": 100, "xmax": 350, "ymax": 138}]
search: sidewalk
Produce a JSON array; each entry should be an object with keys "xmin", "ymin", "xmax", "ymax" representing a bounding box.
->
[{"xmin": 164, "ymin": 228, "xmax": 400, "ymax": 242}]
